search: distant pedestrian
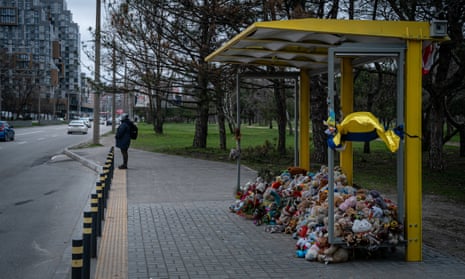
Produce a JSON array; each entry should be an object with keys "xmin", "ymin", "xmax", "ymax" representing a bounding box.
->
[{"xmin": 115, "ymin": 113, "xmax": 131, "ymax": 169}]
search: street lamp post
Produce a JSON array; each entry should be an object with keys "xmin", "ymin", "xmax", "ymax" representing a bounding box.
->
[
  {"xmin": 38, "ymin": 90, "xmax": 40, "ymax": 124},
  {"xmin": 67, "ymin": 92, "xmax": 70, "ymax": 120},
  {"xmin": 92, "ymin": 0, "xmax": 101, "ymax": 144}
]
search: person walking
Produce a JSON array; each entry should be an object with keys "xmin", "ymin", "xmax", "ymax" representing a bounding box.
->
[{"xmin": 115, "ymin": 113, "xmax": 131, "ymax": 169}]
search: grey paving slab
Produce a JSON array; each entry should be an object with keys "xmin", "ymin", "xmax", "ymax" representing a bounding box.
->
[
  {"xmin": 69, "ymin": 135, "xmax": 465, "ymax": 279},
  {"xmin": 126, "ymin": 201, "xmax": 465, "ymax": 279},
  {"xmin": 122, "ymin": 148, "xmax": 465, "ymax": 279}
]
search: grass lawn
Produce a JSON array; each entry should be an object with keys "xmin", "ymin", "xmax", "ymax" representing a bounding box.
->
[{"xmin": 129, "ymin": 122, "xmax": 465, "ymax": 202}]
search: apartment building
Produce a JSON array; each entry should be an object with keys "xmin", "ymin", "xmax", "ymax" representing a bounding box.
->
[{"xmin": 0, "ymin": 0, "xmax": 81, "ymax": 119}]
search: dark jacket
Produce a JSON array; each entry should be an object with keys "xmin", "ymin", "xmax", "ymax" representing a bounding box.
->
[{"xmin": 115, "ymin": 119, "xmax": 131, "ymax": 150}]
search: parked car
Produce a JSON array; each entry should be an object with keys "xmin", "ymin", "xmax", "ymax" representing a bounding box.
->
[
  {"xmin": 106, "ymin": 116, "xmax": 121, "ymax": 126},
  {"xmin": 79, "ymin": 117, "xmax": 92, "ymax": 128},
  {"xmin": 0, "ymin": 121, "xmax": 15, "ymax": 141},
  {"xmin": 67, "ymin": 120, "xmax": 88, "ymax": 134}
]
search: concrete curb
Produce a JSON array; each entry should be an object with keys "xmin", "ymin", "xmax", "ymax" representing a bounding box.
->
[{"xmin": 63, "ymin": 147, "xmax": 103, "ymax": 173}]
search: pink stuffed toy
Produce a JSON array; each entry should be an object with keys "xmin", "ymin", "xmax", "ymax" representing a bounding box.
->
[{"xmin": 339, "ymin": 196, "xmax": 356, "ymax": 211}]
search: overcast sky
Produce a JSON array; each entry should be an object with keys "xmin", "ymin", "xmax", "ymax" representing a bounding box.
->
[{"xmin": 66, "ymin": 0, "xmax": 98, "ymax": 76}]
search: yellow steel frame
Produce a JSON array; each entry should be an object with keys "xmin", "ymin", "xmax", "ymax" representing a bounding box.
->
[
  {"xmin": 299, "ymin": 70, "xmax": 310, "ymax": 170},
  {"xmin": 404, "ymin": 40, "xmax": 423, "ymax": 261},
  {"xmin": 340, "ymin": 58, "xmax": 354, "ymax": 185}
]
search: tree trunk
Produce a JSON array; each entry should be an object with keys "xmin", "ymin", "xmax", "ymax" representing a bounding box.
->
[
  {"xmin": 147, "ymin": 88, "xmax": 154, "ymax": 125},
  {"xmin": 422, "ymin": 107, "xmax": 431, "ymax": 152},
  {"xmin": 193, "ymin": 101, "xmax": 209, "ymax": 148},
  {"xmin": 274, "ymin": 81, "xmax": 287, "ymax": 155},
  {"xmin": 287, "ymin": 110, "xmax": 294, "ymax": 136},
  {"xmin": 154, "ymin": 88, "xmax": 164, "ymax": 134},
  {"xmin": 363, "ymin": 62, "xmax": 382, "ymax": 153},
  {"xmin": 216, "ymin": 89, "xmax": 227, "ymax": 150},
  {"xmin": 310, "ymin": 76, "xmax": 328, "ymax": 164},
  {"xmin": 427, "ymin": 99, "xmax": 445, "ymax": 170}
]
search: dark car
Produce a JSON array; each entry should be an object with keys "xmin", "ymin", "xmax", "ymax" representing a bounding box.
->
[
  {"xmin": 106, "ymin": 116, "xmax": 121, "ymax": 126},
  {"xmin": 0, "ymin": 121, "xmax": 15, "ymax": 141}
]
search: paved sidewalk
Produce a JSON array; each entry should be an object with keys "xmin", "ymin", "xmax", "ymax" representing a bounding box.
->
[{"xmin": 69, "ymin": 135, "xmax": 465, "ymax": 279}]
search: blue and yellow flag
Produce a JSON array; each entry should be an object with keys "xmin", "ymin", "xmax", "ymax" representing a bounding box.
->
[{"xmin": 328, "ymin": 112, "xmax": 400, "ymax": 153}]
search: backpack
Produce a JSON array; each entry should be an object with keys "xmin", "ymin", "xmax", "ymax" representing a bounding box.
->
[{"xmin": 129, "ymin": 121, "xmax": 138, "ymax": 140}]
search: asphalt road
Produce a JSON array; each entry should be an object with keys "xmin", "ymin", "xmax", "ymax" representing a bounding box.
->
[{"xmin": 0, "ymin": 124, "xmax": 110, "ymax": 279}]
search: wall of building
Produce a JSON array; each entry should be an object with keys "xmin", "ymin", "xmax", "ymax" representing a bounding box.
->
[{"xmin": 0, "ymin": 0, "xmax": 82, "ymax": 118}]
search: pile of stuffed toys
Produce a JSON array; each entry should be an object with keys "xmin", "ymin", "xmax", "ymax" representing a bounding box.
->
[{"xmin": 229, "ymin": 165, "xmax": 404, "ymax": 264}]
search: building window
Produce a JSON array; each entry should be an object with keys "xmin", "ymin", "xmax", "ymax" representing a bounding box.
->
[
  {"xmin": 14, "ymin": 53, "xmax": 31, "ymax": 70},
  {"xmin": 0, "ymin": 7, "xmax": 18, "ymax": 26}
]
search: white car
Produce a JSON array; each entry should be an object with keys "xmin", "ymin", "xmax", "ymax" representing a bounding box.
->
[
  {"xmin": 68, "ymin": 120, "xmax": 89, "ymax": 134},
  {"xmin": 79, "ymin": 117, "xmax": 92, "ymax": 128}
]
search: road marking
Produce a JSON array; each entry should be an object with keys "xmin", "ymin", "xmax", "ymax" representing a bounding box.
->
[{"xmin": 14, "ymin": 131, "xmax": 42, "ymax": 136}]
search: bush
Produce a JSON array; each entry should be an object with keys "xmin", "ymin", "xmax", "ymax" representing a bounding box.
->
[{"xmin": 241, "ymin": 140, "xmax": 294, "ymax": 181}]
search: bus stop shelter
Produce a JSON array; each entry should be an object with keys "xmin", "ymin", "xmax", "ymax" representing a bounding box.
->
[{"xmin": 206, "ymin": 18, "xmax": 448, "ymax": 261}]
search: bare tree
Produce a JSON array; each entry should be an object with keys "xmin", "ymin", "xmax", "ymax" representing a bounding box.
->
[
  {"xmin": 102, "ymin": 0, "xmax": 258, "ymax": 149},
  {"xmin": 386, "ymin": 0, "xmax": 465, "ymax": 169}
]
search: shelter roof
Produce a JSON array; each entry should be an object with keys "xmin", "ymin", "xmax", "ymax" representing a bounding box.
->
[{"xmin": 205, "ymin": 18, "xmax": 440, "ymax": 75}]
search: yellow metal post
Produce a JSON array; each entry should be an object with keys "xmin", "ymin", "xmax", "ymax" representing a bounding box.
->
[
  {"xmin": 340, "ymin": 58, "xmax": 354, "ymax": 185},
  {"xmin": 404, "ymin": 40, "xmax": 423, "ymax": 261},
  {"xmin": 299, "ymin": 70, "xmax": 310, "ymax": 171}
]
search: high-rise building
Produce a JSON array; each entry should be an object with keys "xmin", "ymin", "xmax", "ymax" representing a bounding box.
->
[{"xmin": 0, "ymin": 0, "xmax": 81, "ymax": 119}]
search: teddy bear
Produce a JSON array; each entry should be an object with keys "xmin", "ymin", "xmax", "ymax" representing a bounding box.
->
[
  {"xmin": 370, "ymin": 205, "xmax": 384, "ymax": 218},
  {"xmin": 297, "ymin": 197, "xmax": 312, "ymax": 214},
  {"xmin": 318, "ymin": 190, "xmax": 328, "ymax": 205},
  {"xmin": 337, "ymin": 215, "xmax": 353, "ymax": 233},
  {"xmin": 339, "ymin": 195, "xmax": 357, "ymax": 211},
  {"xmin": 285, "ymin": 217, "xmax": 298, "ymax": 234},
  {"xmin": 265, "ymin": 224, "xmax": 286, "ymax": 233},
  {"xmin": 352, "ymin": 219, "xmax": 372, "ymax": 233},
  {"xmin": 334, "ymin": 194, "xmax": 344, "ymax": 208},
  {"xmin": 334, "ymin": 172, "xmax": 348, "ymax": 186},
  {"xmin": 385, "ymin": 220, "xmax": 404, "ymax": 245},
  {"xmin": 262, "ymin": 202, "xmax": 280, "ymax": 225},
  {"xmin": 305, "ymin": 234, "xmax": 329, "ymax": 261},
  {"xmin": 252, "ymin": 206, "xmax": 266, "ymax": 226},
  {"xmin": 305, "ymin": 242, "xmax": 321, "ymax": 261},
  {"xmin": 344, "ymin": 231, "xmax": 356, "ymax": 246},
  {"xmin": 354, "ymin": 232, "xmax": 370, "ymax": 246},
  {"xmin": 365, "ymin": 232, "xmax": 381, "ymax": 250},
  {"xmin": 318, "ymin": 244, "xmax": 349, "ymax": 264},
  {"xmin": 368, "ymin": 189, "xmax": 388, "ymax": 209},
  {"xmin": 263, "ymin": 188, "xmax": 281, "ymax": 206},
  {"xmin": 296, "ymin": 222, "xmax": 309, "ymax": 238},
  {"xmin": 334, "ymin": 222, "xmax": 344, "ymax": 238},
  {"xmin": 296, "ymin": 236, "xmax": 312, "ymax": 250},
  {"xmin": 287, "ymin": 166, "xmax": 308, "ymax": 177},
  {"xmin": 309, "ymin": 179, "xmax": 321, "ymax": 196},
  {"xmin": 277, "ymin": 204, "xmax": 296, "ymax": 226},
  {"xmin": 343, "ymin": 207, "xmax": 357, "ymax": 220}
]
